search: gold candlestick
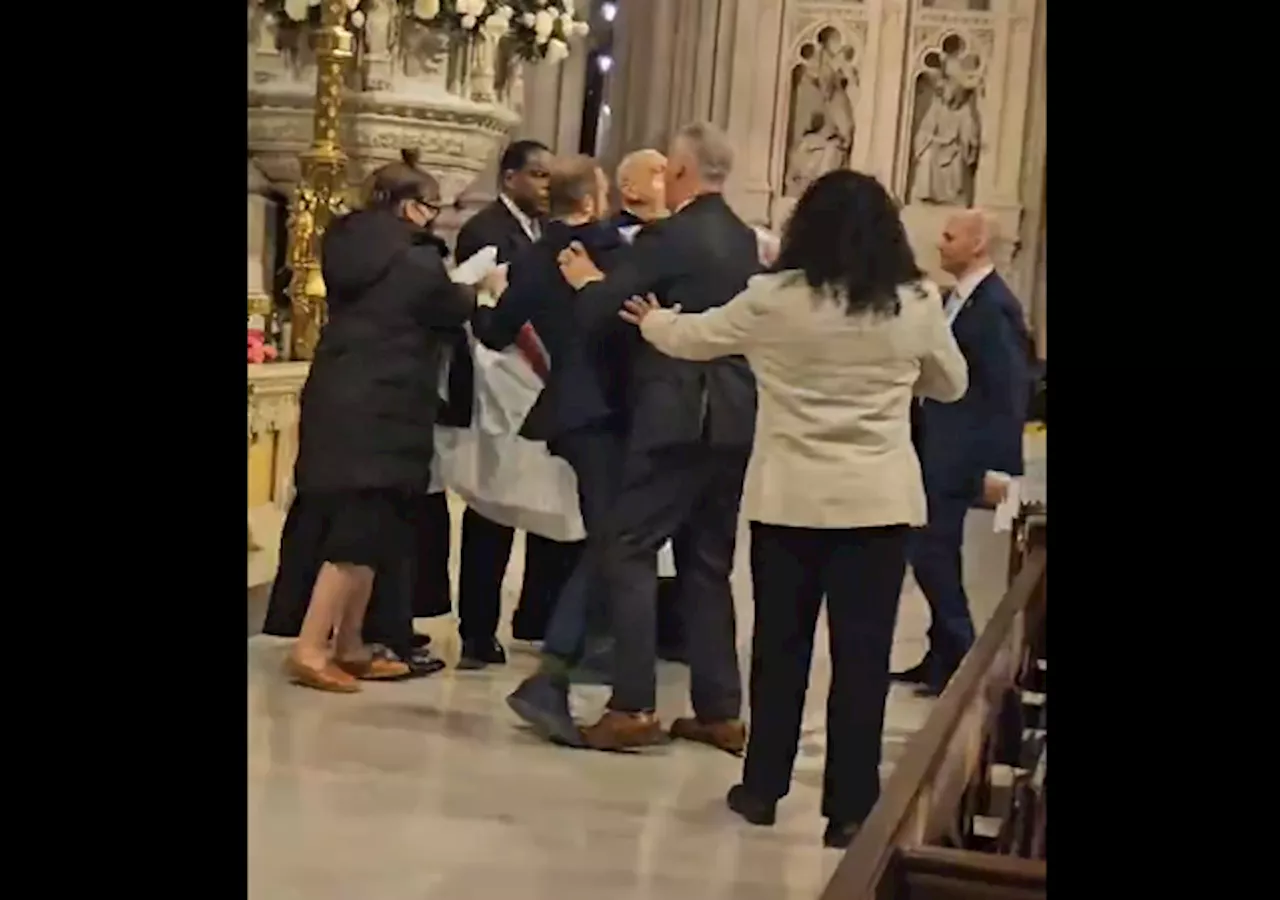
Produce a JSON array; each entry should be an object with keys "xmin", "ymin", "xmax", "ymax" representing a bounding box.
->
[{"xmin": 285, "ymin": 0, "xmax": 355, "ymax": 361}]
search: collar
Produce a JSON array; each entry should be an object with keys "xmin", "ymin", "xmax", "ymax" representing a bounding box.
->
[
  {"xmin": 953, "ymin": 263, "xmax": 995, "ymax": 302},
  {"xmin": 673, "ymin": 191, "xmax": 721, "ymax": 215},
  {"xmin": 499, "ymin": 193, "xmax": 539, "ymax": 241}
]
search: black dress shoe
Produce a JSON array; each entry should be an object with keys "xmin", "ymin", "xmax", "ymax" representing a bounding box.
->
[
  {"xmin": 822, "ymin": 820, "xmax": 862, "ymax": 849},
  {"xmin": 726, "ymin": 784, "xmax": 777, "ymax": 826},
  {"xmin": 890, "ymin": 658, "xmax": 933, "ymax": 685},
  {"xmin": 410, "ymin": 633, "xmax": 432, "ymax": 650},
  {"xmin": 405, "ymin": 649, "xmax": 446, "ymax": 678},
  {"xmin": 457, "ymin": 638, "xmax": 507, "ymax": 670},
  {"xmin": 506, "ymin": 672, "xmax": 585, "ymax": 747}
]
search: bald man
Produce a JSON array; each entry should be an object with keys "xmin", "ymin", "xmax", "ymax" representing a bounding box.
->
[
  {"xmin": 896, "ymin": 209, "xmax": 1032, "ymax": 696},
  {"xmin": 612, "ymin": 149, "xmax": 667, "ymax": 231}
]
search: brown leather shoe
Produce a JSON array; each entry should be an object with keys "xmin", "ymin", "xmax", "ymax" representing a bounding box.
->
[
  {"xmin": 669, "ymin": 717, "xmax": 747, "ymax": 756},
  {"xmin": 580, "ymin": 710, "xmax": 667, "ymax": 751},
  {"xmin": 335, "ymin": 656, "xmax": 411, "ymax": 681},
  {"xmin": 285, "ymin": 658, "xmax": 361, "ymax": 693}
]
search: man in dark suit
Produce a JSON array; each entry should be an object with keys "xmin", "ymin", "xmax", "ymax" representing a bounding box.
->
[
  {"xmin": 897, "ymin": 209, "xmax": 1032, "ymax": 696},
  {"xmin": 438, "ymin": 138, "xmax": 583, "ymax": 669},
  {"xmin": 470, "ymin": 156, "xmax": 633, "ymax": 744},
  {"xmin": 557, "ymin": 122, "xmax": 760, "ymax": 753},
  {"xmin": 611, "ymin": 149, "xmax": 688, "ymax": 665}
]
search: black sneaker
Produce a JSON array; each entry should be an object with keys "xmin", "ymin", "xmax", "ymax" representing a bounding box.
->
[
  {"xmin": 457, "ymin": 637, "xmax": 507, "ymax": 670},
  {"xmin": 506, "ymin": 672, "xmax": 584, "ymax": 747}
]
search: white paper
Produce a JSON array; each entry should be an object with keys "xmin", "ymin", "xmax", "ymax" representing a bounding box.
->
[
  {"xmin": 992, "ymin": 478, "xmax": 1022, "ymax": 533},
  {"xmin": 657, "ymin": 541, "xmax": 676, "ymax": 577},
  {"xmin": 451, "ymin": 245, "xmax": 499, "ymax": 286}
]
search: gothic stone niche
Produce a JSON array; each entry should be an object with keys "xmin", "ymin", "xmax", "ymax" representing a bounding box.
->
[
  {"xmin": 901, "ymin": 9, "xmax": 993, "ymax": 207},
  {"xmin": 775, "ymin": 2, "xmax": 870, "ymax": 200}
]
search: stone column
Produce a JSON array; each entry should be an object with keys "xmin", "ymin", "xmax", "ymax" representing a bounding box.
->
[
  {"xmin": 248, "ymin": 160, "xmax": 275, "ymax": 324},
  {"xmin": 603, "ymin": 0, "xmax": 784, "ymax": 223}
]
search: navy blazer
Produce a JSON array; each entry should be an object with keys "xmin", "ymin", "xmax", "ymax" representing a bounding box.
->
[
  {"xmin": 916, "ymin": 271, "xmax": 1031, "ymax": 501},
  {"xmin": 473, "ymin": 219, "xmax": 631, "ymax": 442}
]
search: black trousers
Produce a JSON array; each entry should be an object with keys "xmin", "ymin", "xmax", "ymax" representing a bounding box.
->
[
  {"xmin": 907, "ymin": 494, "xmax": 976, "ymax": 682},
  {"xmin": 602, "ymin": 444, "xmax": 747, "ymax": 720},
  {"xmin": 457, "ymin": 506, "xmax": 582, "ymax": 644},
  {"xmin": 743, "ymin": 522, "xmax": 909, "ymax": 825}
]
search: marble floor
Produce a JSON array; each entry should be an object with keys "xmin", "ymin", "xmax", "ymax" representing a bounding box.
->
[{"xmin": 248, "ymin": 507, "xmax": 1011, "ymax": 900}]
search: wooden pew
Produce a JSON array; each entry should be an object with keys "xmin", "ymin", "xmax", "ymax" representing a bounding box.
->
[{"xmin": 820, "ymin": 519, "xmax": 1047, "ymax": 900}]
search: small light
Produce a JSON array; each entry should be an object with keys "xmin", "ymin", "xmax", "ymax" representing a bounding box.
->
[
  {"xmin": 597, "ymin": 54, "xmax": 613, "ymax": 73},
  {"xmin": 601, "ymin": 103, "xmax": 612, "ymax": 117},
  {"xmin": 601, "ymin": 3, "xmax": 617, "ymax": 23}
]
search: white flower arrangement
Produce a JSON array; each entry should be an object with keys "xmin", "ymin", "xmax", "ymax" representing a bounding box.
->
[
  {"xmin": 257, "ymin": 0, "xmax": 588, "ymax": 66},
  {"xmin": 504, "ymin": 0, "xmax": 589, "ymax": 63}
]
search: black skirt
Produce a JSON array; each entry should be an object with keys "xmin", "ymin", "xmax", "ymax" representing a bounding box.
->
[{"xmin": 261, "ymin": 491, "xmax": 453, "ymax": 655}]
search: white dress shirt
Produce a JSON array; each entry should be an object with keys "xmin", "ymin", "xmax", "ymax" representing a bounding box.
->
[{"xmin": 499, "ymin": 193, "xmax": 540, "ymax": 242}]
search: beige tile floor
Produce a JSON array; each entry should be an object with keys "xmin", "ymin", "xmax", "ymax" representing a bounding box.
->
[{"xmin": 248, "ymin": 507, "xmax": 1011, "ymax": 900}]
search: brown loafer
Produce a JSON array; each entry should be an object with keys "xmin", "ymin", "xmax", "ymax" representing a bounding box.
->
[
  {"xmin": 580, "ymin": 710, "xmax": 667, "ymax": 752},
  {"xmin": 335, "ymin": 656, "xmax": 411, "ymax": 681},
  {"xmin": 670, "ymin": 717, "xmax": 747, "ymax": 756},
  {"xmin": 285, "ymin": 658, "xmax": 361, "ymax": 693}
]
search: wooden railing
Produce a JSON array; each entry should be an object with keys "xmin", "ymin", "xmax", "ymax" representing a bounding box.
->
[{"xmin": 821, "ymin": 515, "xmax": 1047, "ymax": 900}]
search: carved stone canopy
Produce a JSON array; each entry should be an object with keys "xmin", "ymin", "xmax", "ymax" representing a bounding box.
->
[{"xmin": 248, "ymin": 7, "xmax": 524, "ymax": 202}]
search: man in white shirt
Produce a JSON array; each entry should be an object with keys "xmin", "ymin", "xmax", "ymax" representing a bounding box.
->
[{"xmin": 896, "ymin": 209, "xmax": 1032, "ymax": 696}]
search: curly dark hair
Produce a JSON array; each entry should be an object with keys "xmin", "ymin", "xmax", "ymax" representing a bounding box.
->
[{"xmin": 774, "ymin": 170, "xmax": 923, "ymax": 316}]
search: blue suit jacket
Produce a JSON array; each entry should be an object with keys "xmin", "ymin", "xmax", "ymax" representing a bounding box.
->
[
  {"xmin": 473, "ymin": 219, "xmax": 631, "ymax": 442},
  {"xmin": 916, "ymin": 271, "xmax": 1031, "ymax": 501}
]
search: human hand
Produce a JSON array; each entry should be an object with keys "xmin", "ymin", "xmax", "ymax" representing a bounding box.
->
[
  {"xmin": 556, "ymin": 241, "xmax": 605, "ymax": 289},
  {"xmin": 981, "ymin": 472, "xmax": 1012, "ymax": 507},
  {"xmin": 619, "ymin": 294, "xmax": 677, "ymax": 326},
  {"xmin": 479, "ymin": 263, "xmax": 508, "ymax": 298}
]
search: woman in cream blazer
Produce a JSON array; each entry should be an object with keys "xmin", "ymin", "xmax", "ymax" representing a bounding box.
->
[{"xmin": 620, "ymin": 170, "xmax": 968, "ymax": 848}]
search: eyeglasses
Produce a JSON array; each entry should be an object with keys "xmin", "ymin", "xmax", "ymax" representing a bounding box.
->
[{"xmin": 415, "ymin": 197, "xmax": 442, "ymax": 216}]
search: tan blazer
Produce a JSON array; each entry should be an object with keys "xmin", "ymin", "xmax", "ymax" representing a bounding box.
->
[{"xmin": 640, "ymin": 271, "xmax": 968, "ymax": 529}]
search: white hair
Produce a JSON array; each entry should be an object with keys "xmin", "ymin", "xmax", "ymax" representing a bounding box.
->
[{"xmin": 673, "ymin": 121, "xmax": 734, "ymax": 186}]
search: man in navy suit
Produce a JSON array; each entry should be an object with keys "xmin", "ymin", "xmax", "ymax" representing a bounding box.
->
[
  {"xmin": 473, "ymin": 155, "xmax": 634, "ymax": 745},
  {"xmin": 897, "ymin": 210, "xmax": 1032, "ymax": 696}
]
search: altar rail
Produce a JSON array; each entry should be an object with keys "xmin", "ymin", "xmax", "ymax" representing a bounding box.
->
[{"xmin": 820, "ymin": 519, "xmax": 1047, "ymax": 900}]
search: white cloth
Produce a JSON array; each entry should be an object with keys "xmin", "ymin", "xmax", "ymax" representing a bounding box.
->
[{"xmin": 434, "ymin": 327, "xmax": 585, "ymax": 542}]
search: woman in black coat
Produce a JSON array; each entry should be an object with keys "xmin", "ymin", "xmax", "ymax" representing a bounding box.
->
[{"xmin": 271, "ymin": 157, "xmax": 476, "ymax": 692}]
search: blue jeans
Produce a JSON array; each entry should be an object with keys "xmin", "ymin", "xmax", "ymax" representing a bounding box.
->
[{"xmin": 541, "ymin": 428, "xmax": 625, "ymax": 662}]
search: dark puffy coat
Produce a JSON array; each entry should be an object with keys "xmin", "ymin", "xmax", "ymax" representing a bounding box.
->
[{"xmin": 293, "ymin": 209, "xmax": 475, "ymax": 493}]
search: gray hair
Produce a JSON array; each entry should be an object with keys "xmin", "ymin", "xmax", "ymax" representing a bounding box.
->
[{"xmin": 673, "ymin": 121, "xmax": 734, "ymax": 186}]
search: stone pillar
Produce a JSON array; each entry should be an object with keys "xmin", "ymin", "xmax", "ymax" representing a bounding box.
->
[
  {"xmin": 520, "ymin": 46, "xmax": 590, "ymax": 154},
  {"xmin": 248, "ymin": 160, "xmax": 275, "ymax": 324},
  {"xmin": 603, "ymin": 0, "xmax": 784, "ymax": 223},
  {"xmin": 1014, "ymin": 0, "xmax": 1047, "ymax": 357}
]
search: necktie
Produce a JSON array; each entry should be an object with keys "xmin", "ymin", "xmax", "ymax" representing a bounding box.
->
[{"xmin": 515, "ymin": 324, "xmax": 550, "ymax": 382}]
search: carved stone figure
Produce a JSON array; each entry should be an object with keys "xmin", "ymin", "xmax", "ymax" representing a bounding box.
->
[
  {"xmin": 255, "ymin": 10, "xmax": 280, "ymax": 55},
  {"xmin": 399, "ymin": 16, "xmax": 449, "ymax": 79},
  {"xmin": 364, "ymin": 0, "xmax": 394, "ymax": 58},
  {"xmin": 783, "ymin": 26, "xmax": 858, "ymax": 197},
  {"xmin": 907, "ymin": 35, "xmax": 983, "ymax": 206}
]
